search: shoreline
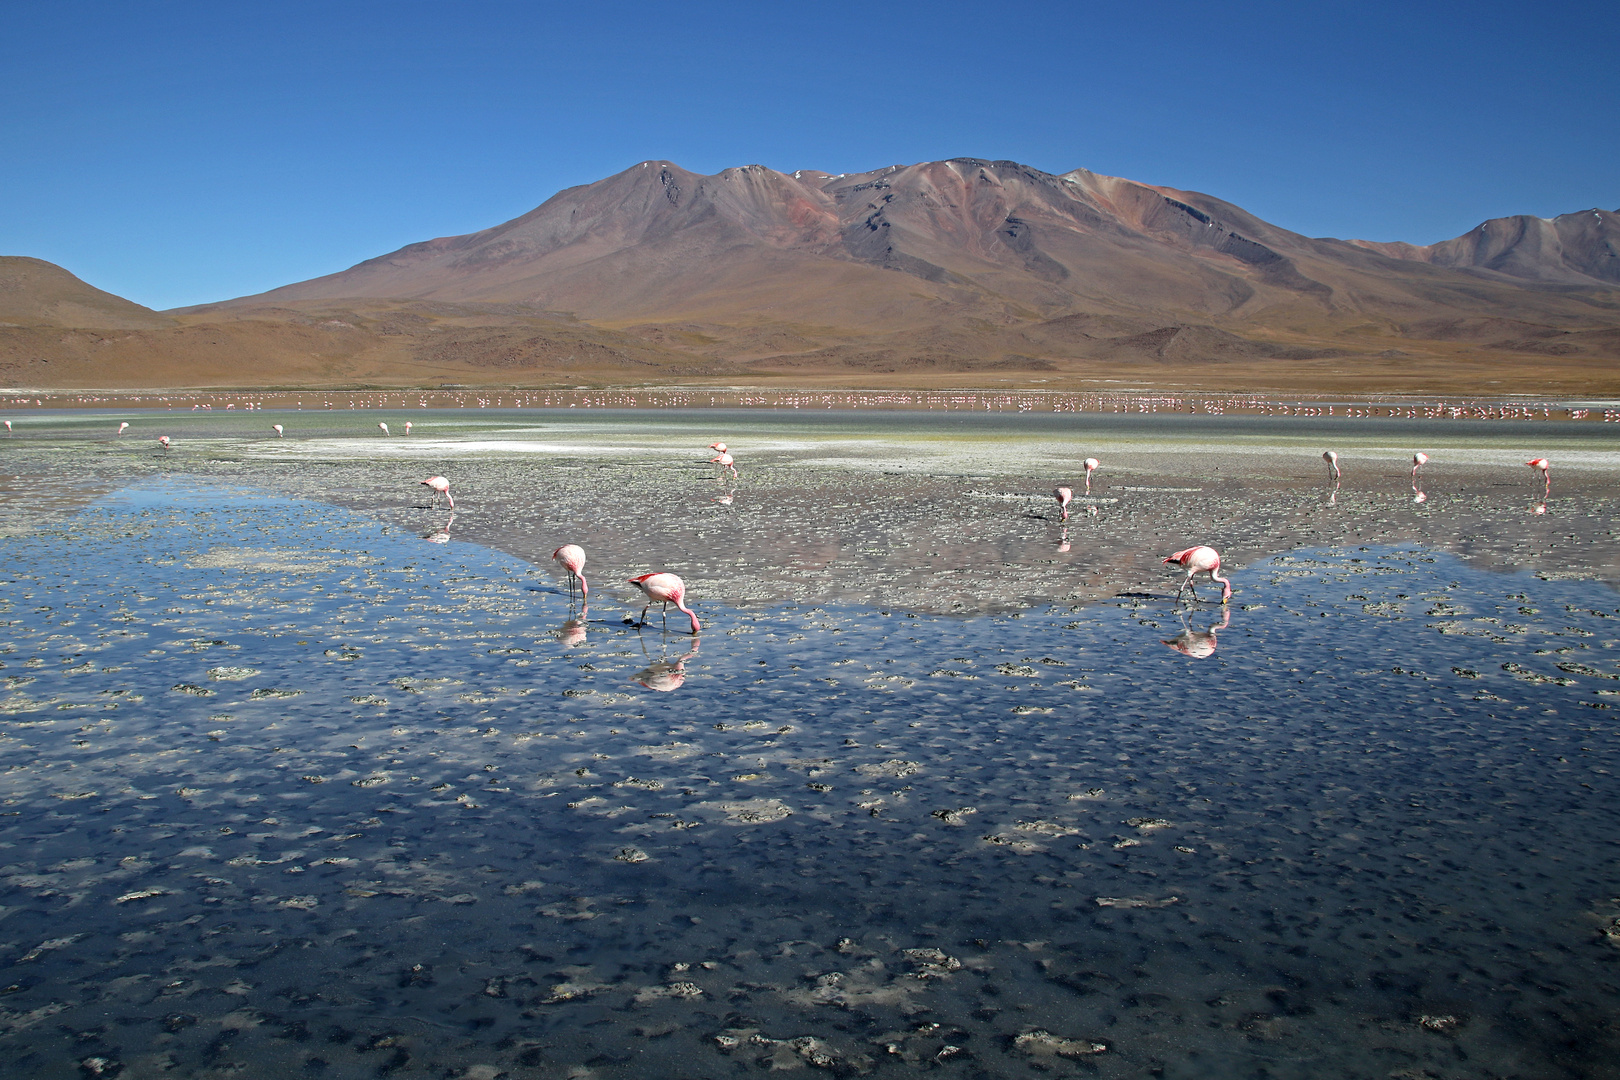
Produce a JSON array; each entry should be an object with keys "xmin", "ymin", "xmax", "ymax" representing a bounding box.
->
[{"xmin": 4, "ymin": 385, "xmax": 1620, "ymax": 421}]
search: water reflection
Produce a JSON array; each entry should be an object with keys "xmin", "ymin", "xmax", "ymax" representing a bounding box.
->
[
  {"xmin": 631, "ymin": 632, "xmax": 700, "ymax": 691},
  {"xmin": 1056, "ymin": 527, "xmax": 1071, "ymax": 553},
  {"xmin": 1162, "ymin": 605, "xmax": 1230, "ymax": 658},
  {"xmin": 557, "ymin": 603, "xmax": 590, "ymax": 647},
  {"xmin": 3, "ymin": 480, "xmax": 1619, "ymax": 1078},
  {"xmin": 423, "ymin": 510, "xmax": 455, "ymax": 543}
]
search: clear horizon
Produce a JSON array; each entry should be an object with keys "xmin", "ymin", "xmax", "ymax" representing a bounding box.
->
[{"xmin": 3, "ymin": 0, "xmax": 1616, "ymax": 311}]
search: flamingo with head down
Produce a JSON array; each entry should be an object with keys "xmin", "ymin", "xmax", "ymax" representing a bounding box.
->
[
  {"xmin": 1083, "ymin": 458, "xmax": 1100, "ymax": 494},
  {"xmin": 1162, "ymin": 545, "xmax": 1232, "ymax": 604},
  {"xmin": 1526, "ymin": 457, "xmax": 1550, "ymax": 500},
  {"xmin": 552, "ymin": 544, "xmax": 589, "ymax": 602},
  {"xmin": 629, "ymin": 572, "xmax": 701, "ymax": 633},
  {"xmin": 420, "ymin": 475, "xmax": 453, "ymax": 508},
  {"xmin": 1054, "ymin": 486, "xmax": 1072, "ymax": 522},
  {"xmin": 272, "ymin": 424, "xmax": 284, "ymax": 437}
]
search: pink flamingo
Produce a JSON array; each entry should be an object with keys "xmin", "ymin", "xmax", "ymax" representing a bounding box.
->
[
  {"xmin": 158, "ymin": 435, "xmax": 171, "ymax": 449},
  {"xmin": 629, "ymin": 572, "xmax": 701, "ymax": 633},
  {"xmin": 1526, "ymin": 457, "xmax": 1550, "ymax": 499},
  {"xmin": 1054, "ymin": 486, "xmax": 1072, "ymax": 522},
  {"xmin": 1084, "ymin": 458, "xmax": 1100, "ymax": 495},
  {"xmin": 709, "ymin": 441, "xmax": 727, "ymax": 452},
  {"xmin": 1322, "ymin": 450, "xmax": 1339, "ymax": 483},
  {"xmin": 3, "ymin": 421, "xmax": 10, "ymax": 435},
  {"xmin": 272, "ymin": 424, "xmax": 284, "ymax": 437},
  {"xmin": 378, "ymin": 421, "xmax": 390, "ymax": 436},
  {"xmin": 1411, "ymin": 452, "xmax": 1428, "ymax": 482},
  {"xmin": 117, "ymin": 422, "xmax": 129, "ymax": 436},
  {"xmin": 1162, "ymin": 546, "xmax": 1232, "ymax": 603},
  {"xmin": 710, "ymin": 450, "xmax": 737, "ymax": 479},
  {"xmin": 404, "ymin": 421, "xmax": 412, "ymax": 435},
  {"xmin": 420, "ymin": 475, "xmax": 453, "ymax": 508},
  {"xmin": 552, "ymin": 544, "xmax": 589, "ymax": 601}
]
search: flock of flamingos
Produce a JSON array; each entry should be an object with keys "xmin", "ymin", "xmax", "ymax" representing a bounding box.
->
[{"xmin": 7, "ymin": 417, "xmax": 1557, "ymax": 636}]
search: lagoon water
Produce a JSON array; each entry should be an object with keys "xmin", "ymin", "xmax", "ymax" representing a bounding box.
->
[{"xmin": 1, "ymin": 409, "xmax": 1619, "ymax": 1078}]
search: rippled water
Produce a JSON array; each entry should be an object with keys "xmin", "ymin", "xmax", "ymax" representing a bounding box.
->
[{"xmin": 1, "ymin": 468, "xmax": 1618, "ymax": 1079}]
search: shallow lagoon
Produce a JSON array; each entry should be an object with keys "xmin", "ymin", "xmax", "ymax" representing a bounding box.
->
[{"xmin": 1, "ymin": 411, "xmax": 1619, "ymax": 1078}]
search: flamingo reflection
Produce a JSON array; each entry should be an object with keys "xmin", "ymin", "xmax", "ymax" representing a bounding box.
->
[
  {"xmin": 1162, "ymin": 606, "xmax": 1230, "ymax": 658},
  {"xmin": 632, "ymin": 635, "xmax": 700, "ymax": 692},
  {"xmin": 558, "ymin": 604, "xmax": 590, "ymax": 648},
  {"xmin": 424, "ymin": 512, "xmax": 454, "ymax": 544},
  {"xmin": 1057, "ymin": 527, "xmax": 1070, "ymax": 553}
]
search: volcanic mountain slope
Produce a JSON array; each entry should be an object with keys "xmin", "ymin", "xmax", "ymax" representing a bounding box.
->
[
  {"xmin": 0, "ymin": 256, "xmax": 173, "ymax": 329},
  {"xmin": 1351, "ymin": 208, "xmax": 1620, "ymax": 286},
  {"xmin": 215, "ymin": 159, "xmax": 1620, "ymax": 364}
]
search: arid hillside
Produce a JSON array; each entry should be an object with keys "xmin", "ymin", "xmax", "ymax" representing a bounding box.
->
[{"xmin": 6, "ymin": 161, "xmax": 1619, "ymax": 393}]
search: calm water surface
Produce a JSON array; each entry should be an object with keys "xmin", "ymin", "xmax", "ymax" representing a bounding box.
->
[{"xmin": 0, "ymin": 413, "xmax": 1618, "ymax": 1079}]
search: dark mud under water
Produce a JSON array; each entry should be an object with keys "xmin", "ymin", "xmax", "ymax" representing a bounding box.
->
[
  {"xmin": 0, "ymin": 476, "xmax": 1616, "ymax": 1079},
  {"xmin": 1, "ymin": 410, "xmax": 1619, "ymax": 1078}
]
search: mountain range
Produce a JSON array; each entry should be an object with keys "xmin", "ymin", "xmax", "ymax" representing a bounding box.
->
[{"xmin": 5, "ymin": 158, "xmax": 1618, "ymax": 391}]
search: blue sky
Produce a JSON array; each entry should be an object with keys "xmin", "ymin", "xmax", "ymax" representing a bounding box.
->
[{"xmin": 3, "ymin": 0, "xmax": 1615, "ymax": 310}]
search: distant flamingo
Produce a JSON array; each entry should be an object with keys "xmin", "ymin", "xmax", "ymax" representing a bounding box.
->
[
  {"xmin": 1322, "ymin": 450, "xmax": 1339, "ymax": 483},
  {"xmin": 420, "ymin": 475, "xmax": 453, "ymax": 508},
  {"xmin": 272, "ymin": 424, "xmax": 284, "ymax": 437},
  {"xmin": 1411, "ymin": 452, "xmax": 1428, "ymax": 482},
  {"xmin": 404, "ymin": 421, "xmax": 412, "ymax": 435},
  {"xmin": 1054, "ymin": 486, "xmax": 1072, "ymax": 522},
  {"xmin": 710, "ymin": 450, "xmax": 737, "ymax": 479},
  {"xmin": 629, "ymin": 572, "xmax": 701, "ymax": 633},
  {"xmin": 158, "ymin": 435, "xmax": 171, "ymax": 450},
  {"xmin": 3, "ymin": 420, "xmax": 10, "ymax": 435},
  {"xmin": 1083, "ymin": 458, "xmax": 1100, "ymax": 495},
  {"xmin": 1526, "ymin": 457, "xmax": 1550, "ymax": 499},
  {"xmin": 378, "ymin": 422, "xmax": 390, "ymax": 436},
  {"xmin": 1162, "ymin": 545, "xmax": 1232, "ymax": 603},
  {"xmin": 117, "ymin": 422, "xmax": 129, "ymax": 436},
  {"xmin": 553, "ymin": 544, "xmax": 589, "ymax": 601}
]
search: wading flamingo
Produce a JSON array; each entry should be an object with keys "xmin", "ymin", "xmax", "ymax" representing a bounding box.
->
[
  {"xmin": 404, "ymin": 421, "xmax": 412, "ymax": 435},
  {"xmin": 1411, "ymin": 452, "xmax": 1428, "ymax": 482},
  {"xmin": 272, "ymin": 424, "xmax": 284, "ymax": 437},
  {"xmin": 4, "ymin": 421, "xmax": 11, "ymax": 435},
  {"xmin": 378, "ymin": 422, "xmax": 390, "ymax": 436},
  {"xmin": 1526, "ymin": 457, "xmax": 1550, "ymax": 499},
  {"xmin": 158, "ymin": 435, "xmax": 171, "ymax": 450},
  {"xmin": 1163, "ymin": 545, "xmax": 1232, "ymax": 604},
  {"xmin": 1054, "ymin": 486, "xmax": 1072, "ymax": 522},
  {"xmin": 552, "ymin": 544, "xmax": 589, "ymax": 601},
  {"xmin": 117, "ymin": 422, "xmax": 129, "ymax": 436},
  {"xmin": 1322, "ymin": 450, "xmax": 1339, "ymax": 483},
  {"xmin": 628, "ymin": 572, "xmax": 701, "ymax": 633},
  {"xmin": 1084, "ymin": 458, "xmax": 1100, "ymax": 494},
  {"xmin": 420, "ymin": 475, "xmax": 453, "ymax": 508},
  {"xmin": 710, "ymin": 450, "xmax": 737, "ymax": 479}
]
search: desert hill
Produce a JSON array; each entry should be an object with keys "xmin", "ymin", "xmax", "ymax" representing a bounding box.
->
[
  {"xmin": 5, "ymin": 159, "xmax": 1619, "ymax": 393},
  {"xmin": 0, "ymin": 256, "xmax": 173, "ymax": 330}
]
